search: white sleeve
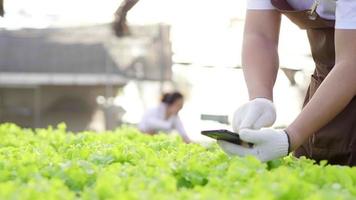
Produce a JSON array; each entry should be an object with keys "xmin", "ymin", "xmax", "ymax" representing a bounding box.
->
[
  {"xmin": 145, "ymin": 118, "xmax": 172, "ymax": 132},
  {"xmin": 173, "ymin": 116, "xmax": 189, "ymax": 141},
  {"xmin": 139, "ymin": 108, "xmax": 171, "ymax": 132},
  {"xmin": 335, "ymin": 0, "xmax": 356, "ymax": 29},
  {"xmin": 247, "ymin": 0, "xmax": 275, "ymax": 10}
]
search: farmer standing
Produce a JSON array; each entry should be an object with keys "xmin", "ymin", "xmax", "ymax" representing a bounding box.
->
[{"xmin": 218, "ymin": 0, "xmax": 356, "ymax": 166}]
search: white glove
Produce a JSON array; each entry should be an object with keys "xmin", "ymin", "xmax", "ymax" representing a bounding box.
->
[
  {"xmin": 232, "ymin": 98, "xmax": 276, "ymax": 132},
  {"xmin": 217, "ymin": 129, "xmax": 290, "ymax": 162}
]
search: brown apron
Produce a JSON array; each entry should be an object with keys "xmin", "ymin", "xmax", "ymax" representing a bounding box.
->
[{"xmin": 271, "ymin": 0, "xmax": 356, "ymax": 166}]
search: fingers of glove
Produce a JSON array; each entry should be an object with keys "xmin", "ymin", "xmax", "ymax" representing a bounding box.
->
[
  {"xmin": 239, "ymin": 105, "xmax": 262, "ymax": 130},
  {"xmin": 217, "ymin": 140, "xmax": 253, "ymax": 156},
  {"xmin": 252, "ymin": 110, "xmax": 276, "ymax": 129},
  {"xmin": 239, "ymin": 129, "xmax": 266, "ymax": 144},
  {"xmin": 232, "ymin": 106, "xmax": 246, "ymax": 132}
]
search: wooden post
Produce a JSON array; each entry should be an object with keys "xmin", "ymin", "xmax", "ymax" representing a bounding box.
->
[{"xmin": 33, "ymin": 86, "xmax": 41, "ymax": 128}]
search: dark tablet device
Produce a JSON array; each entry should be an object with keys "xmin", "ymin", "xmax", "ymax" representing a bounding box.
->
[{"xmin": 201, "ymin": 129, "xmax": 243, "ymax": 145}]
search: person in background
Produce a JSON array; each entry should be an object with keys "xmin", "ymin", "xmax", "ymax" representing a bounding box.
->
[{"xmin": 138, "ymin": 92, "xmax": 190, "ymax": 143}]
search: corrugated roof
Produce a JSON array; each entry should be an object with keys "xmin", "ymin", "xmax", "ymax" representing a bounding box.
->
[
  {"xmin": 0, "ymin": 24, "xmax": 172, "ymax": 85},
  {"xmin": 0, "ymin": 25, "xmax": 122, "ymax": 75}
]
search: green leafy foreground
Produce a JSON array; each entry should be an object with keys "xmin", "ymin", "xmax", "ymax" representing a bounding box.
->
[{"xmin": 0, "ymin": 123, "xmax": 355, "ymax": 200}]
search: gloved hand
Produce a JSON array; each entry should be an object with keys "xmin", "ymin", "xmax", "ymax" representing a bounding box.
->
[
  {"xmin": 217, "ymin": 129, "xmax": 290, "ymax": 162},
  {"xmin": 232, "ymin": 98, "xmax": 276, "ymax": 132}
]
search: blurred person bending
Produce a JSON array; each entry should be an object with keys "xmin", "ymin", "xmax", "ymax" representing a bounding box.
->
[{"xmin": 138, "ymin": 92, "xmax": 190, "ymax": 143}]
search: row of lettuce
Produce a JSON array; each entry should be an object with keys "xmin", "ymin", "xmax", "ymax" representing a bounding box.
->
[{"xmin": 0, "ymin": 123, "xmax": 355, "ymax": 199}]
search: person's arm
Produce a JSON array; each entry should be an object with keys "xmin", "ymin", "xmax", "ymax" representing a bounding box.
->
[
  {"xmin": 286, "ymin": 29, "xmax": 356, "ymax": 150},
  {"xmin": 112, "ymin": 0, "xmax": 139, "ymax": 37},
  {"xmin": 173, "ymin": 116, "xmax": 190, "ymax": 143},
  {"xmin": 242, "ymin": 10, "xmax": 281, "ymax": 101},
  {"xmin": 0, "ymin": 0, "xmax": 4, "ymax": 17}
]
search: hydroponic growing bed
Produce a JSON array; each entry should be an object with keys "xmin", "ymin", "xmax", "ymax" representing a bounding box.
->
[{"xmin": 0, "ymin": 123, "xmax": 355, "ymax": 199}]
